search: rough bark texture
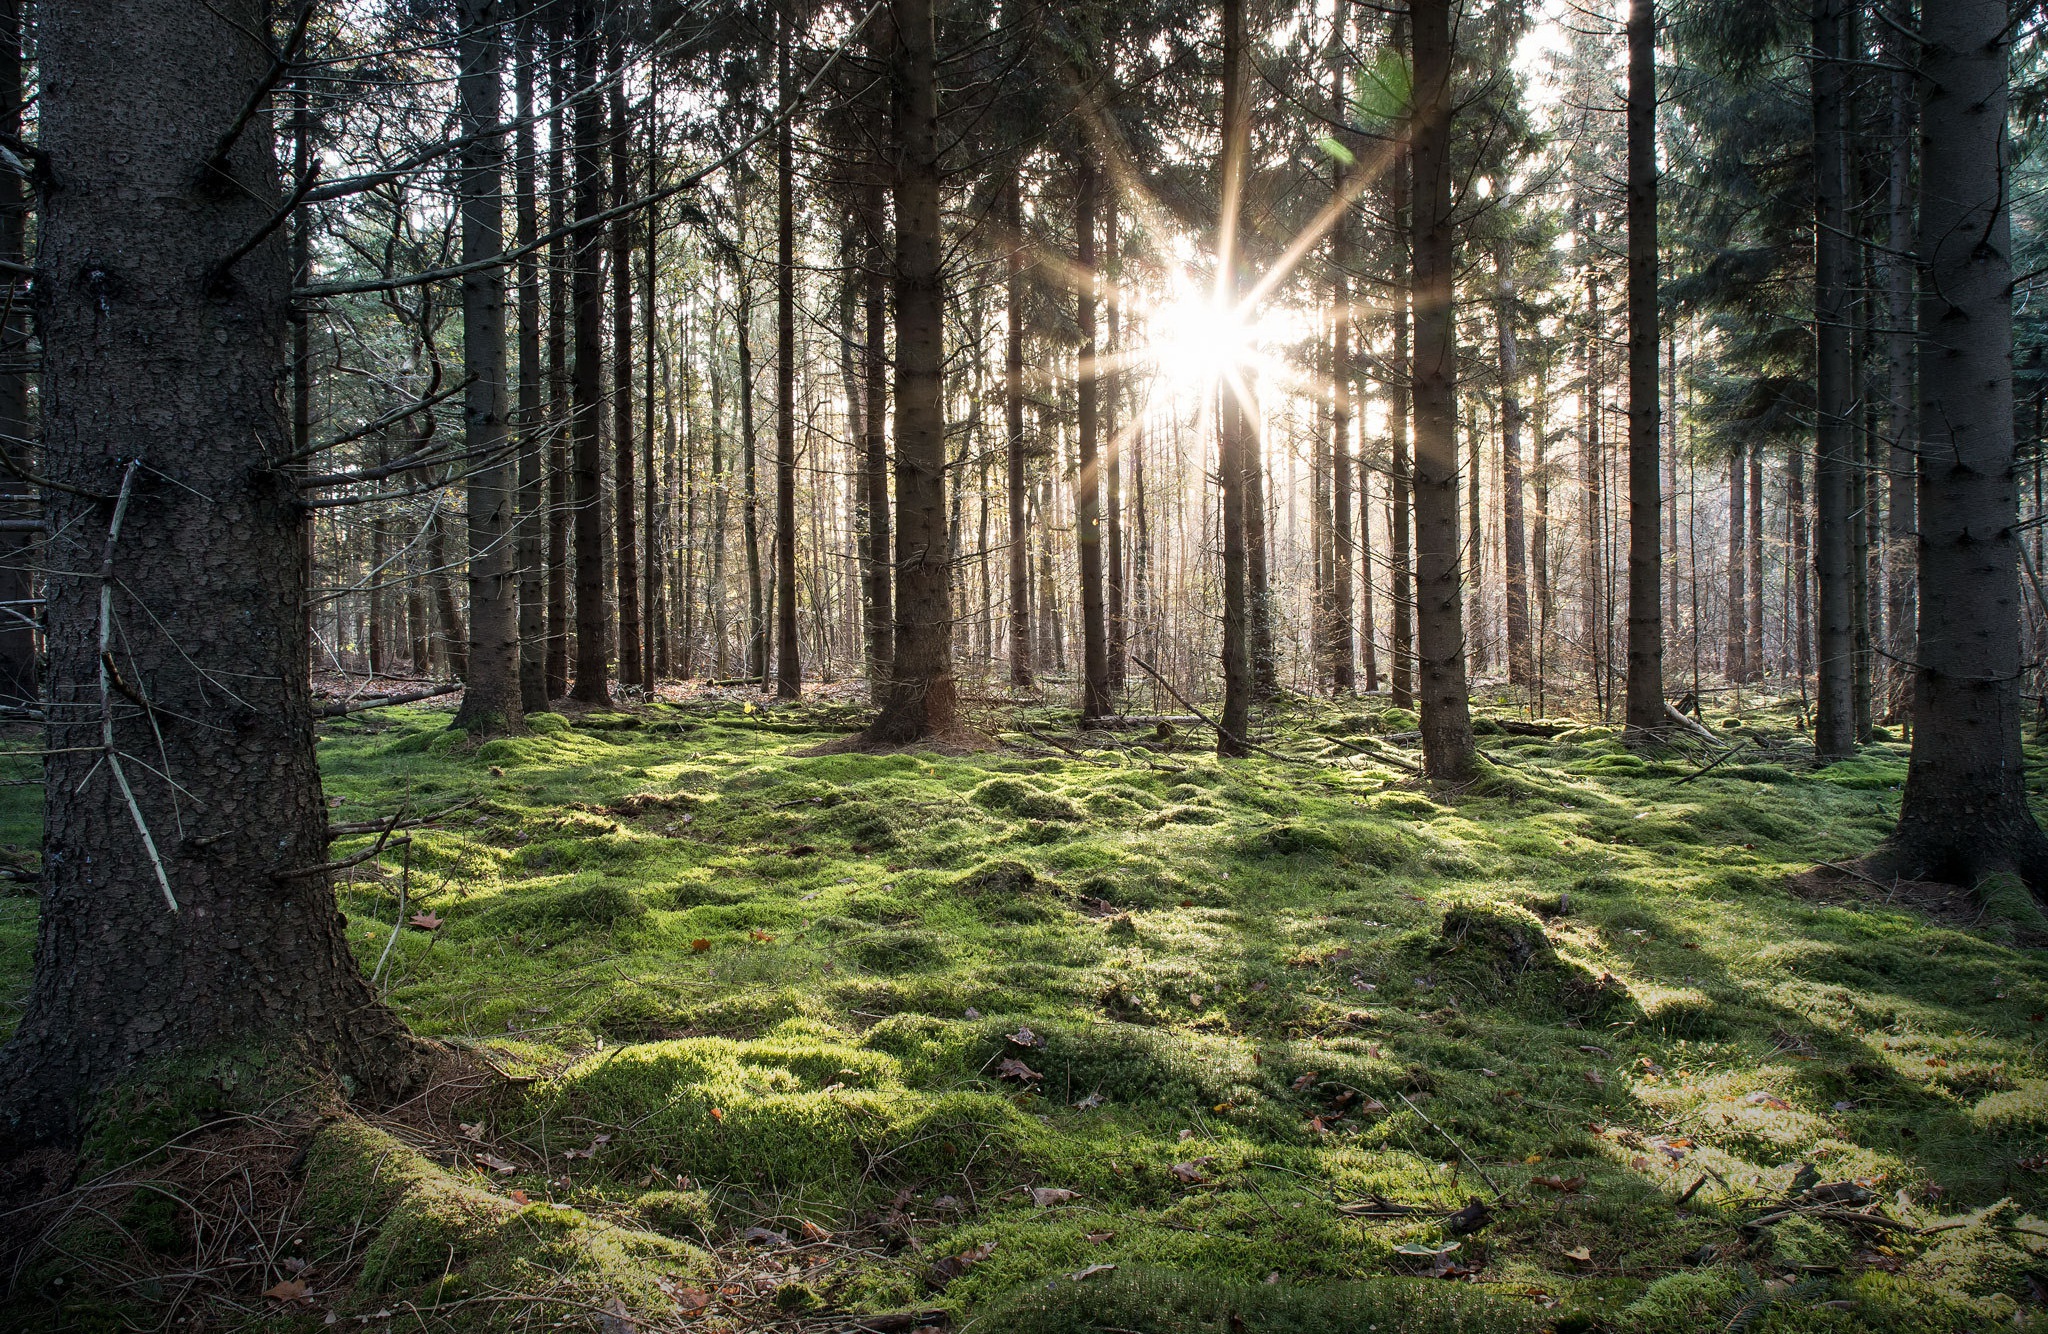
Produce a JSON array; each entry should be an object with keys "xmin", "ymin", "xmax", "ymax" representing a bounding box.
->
[
  {"xmin": 609, "ymin": 61, "xmax": 641, "ymax": 690},
  {"xmin": 1408, "ymin": 0, "xmax": 1477, "ymax": 781},
  {"xmin": 568, "ymin": 0, "xmax": 611, "ymax": 704},
  {"xmin": 453, "ymin": 0, "xmax": 524, "ymax": 735},
  {"xmin": 864, "ymin": 179, "xmax": 894, "ymax": 693},
  {"xmin": 1886, "ymin": 0, "xmax": 2048, "ymax": 889},
  {"xmin": 1388, "ymin": 77, "xmax": 1414, "ymax": 711},
  {"xmin": 1074, "ymin": 152, "xmax": 1111, "ymax": 721},
  {"xmin": 514, "ymin": 22, "xmax": 549, "ymax": 715},
  {"xmin": 1330, "ymin": 188, "xmax": 1356, "ymax": 694},
  {"xmin": 866, "ymin": 0, "xmax": 956, "ymax": 743},
  {"xmin": 774, "ymin": 10, "xmax": 801, "ymax": 700},
  {"xmin": 1811, "ymin": 0, "xmax": 1856, "ymax": 757},
  {"xmin": 1726, "ymin": 456, "xmax": 1747, "ymax": 683},
  {"xmin": 544, "ymin": 29, "xmax": 571, "ymax": 700},
  {"xmin": 1883, "ymin": 30, "xmax": 1916, "ymax": 711},
  {"xmin": 0, "ymin": 0, "xmax": 32, "ymax": 706},
  {"xmin": 1622, "ymin": 0, "xmax": 1664, "ymax": 737},
  {"xmin": 0, "ymin": 0, "xmax": 420, "ymax": 1143}
]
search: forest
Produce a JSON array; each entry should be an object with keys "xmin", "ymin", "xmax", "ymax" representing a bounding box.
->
[{"xmin": 1, "ymin": 0, "xmax": 2047, "ymax": 1328}]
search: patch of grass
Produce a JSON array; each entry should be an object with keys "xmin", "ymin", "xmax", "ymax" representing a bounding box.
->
[{"xmin": 4, "ymin": 695, "xmax": 2048, "ymax": 1331}]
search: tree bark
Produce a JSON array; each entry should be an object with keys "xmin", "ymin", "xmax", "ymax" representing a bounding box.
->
[
  {"xmin": 1886, "ymin": 0, "xmax": 2048, "ymax": 889},
  {"xmin": 1389, "ymin": 80, "xmax": 1415, "ymax": 711},
  {"xmin": 1330, "ymin": 173, "xmax": 1357, "ymax": 694},
  {"xmin": 1216, "ymin": 0, "xmax": 1253, "ymax": 756},
  {"xmin": 1622, "ymin": 0, "xmax": 1664, "ymax": 736},
  {"xmin": 1811, "ymin": 0, "xmax": 1855, "ymax": 756},
  {"xmin": 0, "ymin": 0, "xmax": 420, "ymax": 1141},
  {"xmin": 545, "ymin": 25, "xmax": 571, "ymax": 699},
  {"xmin": 453, "ymin": 0, "xmax": 524, "ymax": 735},
  {"xmin": 609, "ymin": 54, "xmax": 641, "ymax": 690},
  {"xmin": 1883, "ymin": 20, "xmax": 1916, "ymax": 716},
  {"xmin": 866, "ymin": 0, "xmax": 956, "ymax": 742},
  {"xmin": 1004, "ymin": 173, "xmax": 1031, "ymax": 688},
  {"xmin": 514, "ymin": 20, "xmax": 548, "ymax": 715},
  {"xmin": 864, "ymin": 179, "xmax": 894, "ymax": 692},
  {"xmin": 568, "ymin": 0, "xmax": 611, "ymax": 704},
  {"xmin": 1409, "ymin": 0, "xmax": 1477, "ymax": 780},
  {"xmin": 1726, "ymin": 455, "xmax": 1747, "ymax": 683},
  {"xmin": 1496, "ymin": 244, "xmax": 1528, "ymax": 690},
  {"xmin": 774, "ymin": 6, "xmax": 801, "ymax": 700},
  {"xmin": 0, "ymin": 0, "xmax": 33, "ymax": 706},
  {"xmin": 1074, "ymin": 150, "xmax": 1112, "ymax": 720}
]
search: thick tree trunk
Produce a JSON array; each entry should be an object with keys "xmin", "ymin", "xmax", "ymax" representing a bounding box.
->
[
  {"xmin": 867, "ymin": 0, "xmax": 956, "ymax": 742},
  {"xmin": 1886, "ymin": 0, "xmax": 2048, "ymax": 889},
  {"xmin": 514, "ymin": 22, "xmax": 549, "ymax": 715},
  {"xmin": 454, "ymin": 0, "xmax": 523, "ymax": 735},
  {"xmin": 1409, "ymin": 0, "xmax": 1477, "ymax": 780},
  {"xmin": 1811, "ymin": 0, "xmax": 1856, "ymax": 756},
  {"xmin": 0, "ymin": 0, "xmax": 420, "ymax": 1141},
  {"xmin": 1074, "ymin": 152, "xmax": 1112, "ymax": 720},
  {"xmin": 1582, "ymin": 265, "xmax": 1605, "ymax": 709},
  {"xmin": 0, "ymin": 0, "xmax": 33, "ymax": 707},
  {"xmin": 1105, "ymin": 194, "xmax": 1127, "ymax": 691},
  {"xmin": 1005, "ymin": 174, "xmax": 1031, "ymax": 688},
  {"xmin": 609, "ymin": 60, "xmax": 641, "ymax": 690},
  {"xmin": 1216, "ymin": 0, "xmax": 1253, "ymax": 756},
  {"xmin": 1622, "ymin": 0, "xmax": 1664, "ymax": 737},
  {"xmin": 642, "ymin": 115, "xmax": 661, "ymax": 687},
  {"xmin": 774, "ymin": 10, "xmax": 801, "ymax": 700},
  {"xmin": 1749, "ymin": 447, "xmax": 1765, "ymax": 681},
  {"xmin": 1496, "ymin": 244, "xmax": 1529, "ymax": 690},
  {"xmin": 568, "ymin": 0, "xmax": 611, "ymax": 704}
]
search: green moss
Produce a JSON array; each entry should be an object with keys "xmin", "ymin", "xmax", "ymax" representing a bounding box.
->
[
  {"xmin": 526, "ymin": 711, "xmax": 572, "ymax": 734},
  {"xmin": 977, "ymin": 1267, "xmax": 1539, "ymax": 1333}
]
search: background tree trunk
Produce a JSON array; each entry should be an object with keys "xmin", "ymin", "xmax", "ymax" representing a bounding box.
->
[
  {"xmin": 568, "ymin": 0, "xmax": 611, "ymax": 704},
  {"xmin": 514, "ymin": 21, "xmax": 548, "ymax": 714},
  {"xmin": 867, "ymin": 0, "xmax": 956, "ymax": 742},
  {"xmin": 1005, "ymin": 173, "xmax": 1031, "ymax": 688},
  {"xmin": 1887, "ymin": 0, "xmax": 2048, "ymax": 888},
  {"xmin": 864, "ymin": 179, "xmax": 894, "ymax": 693},
  {"xmin": 1409, "ymin": 0, "xmax": 1477, "ymax": 779},
  {"xmin": 1216, "ymin": 0, "xmax": 1253, "ymax": 756},
  {"xmin": 774, "ymin": 8, "xmax": 801, "ymax": 700},
  {"xmin": 453, "ymin": 0, "xmax": 523, "ymax": 734},
  {"xmin": 1496, "ymin": 243, "xmax": 1528, "ymax": 689},
  {"xmin": 1811, "ymin": 0, "xmax": 1856, "ymax": 756},
  {"xmin": 609, "ymin": 54, "xmax": 641, "ymax": 690},
  {"xmin": 1622, "ymin": 0, "xmax": 1664, "ymax": 736},
  {"xmin": 0, "ymin": 0, "xmax": 419, "ymax": 1142},
  {"xmin": 1074, "ymin": 150, "xmax": 1111, "ymax": 720}
]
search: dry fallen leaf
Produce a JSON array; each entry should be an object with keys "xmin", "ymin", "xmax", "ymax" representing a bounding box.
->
[
  {"xmin": 800, "ymin": 1220, "xmax": 832, "ymax": 1241},
  {"xmin": 708, "ymin": 1107, "xmax": 724, "ymax": 1122},
  {"xmin": 1291, "ymin": 1071, "xmax": 1319, "ymax": 1092},
  {"xmin": 475, "ymin": 1151, "xmax": 517, "ymax": 1174},
  {"xmin": 1169, "ymin": 1157, "xmax": 1215, "ymax": 1183},
  {"xmin": 996, "ymin": 1057, "xmax": 1043, "ymax": 1083},
  {"xmin": 1531, "ymin": 1174, "xmax": 1587, "ymax": 1194},
  {"xmin": 690, "ymin": 938, "xmax": 711, "ymax": 952},
  {"xmin": 408, "ymin": 910, "xmax": 442, "ymax": 931},
  {"xmin": 1030, "ymin": 1187, "xmax": 1077, "ymax": 1208},
  {"xmin": 1073, "ymin": 1092, "xmax": 1104, "ymax": 1110},
  {"xmin": 1007, "ymin": 1027, "xmax": 1044, "ymax": 1047},
  {"xmin": 672, "ymin": 1286, "xmax": 709, "ymax": 1312},
  {"xmin": 1084, "ymin": 1231, "xmax": 1115, "ymax": 1243},
  {"xmin": 1069, "ymin": 1263, "xmax": 1117, "ymax": 1281},
  {"xmin": 263, "ymin": 1279, "xmax": 311, "ymax": 1302},
  {"xmin": 509, "ymin": 1189, "xmax": 530, "ymax": 1205},
  {"xmin": 930, "ymin": 1239, "xmax": 997, "ymax": 1285},
  {"xmin": 1563, "ymin": 1245, "xmax": 1592, "ymax": 1264},
  {"xmin": 1582, "ymin": 1069, "xmax": 1606, "ymax": 1087}
]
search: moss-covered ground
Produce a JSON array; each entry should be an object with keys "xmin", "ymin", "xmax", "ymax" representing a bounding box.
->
[{"xmin": 4, "ymin": 692, "xmax": 2047, "ymax": 1331}]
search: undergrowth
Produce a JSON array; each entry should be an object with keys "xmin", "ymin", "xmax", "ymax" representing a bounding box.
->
[{"xmin": 2, "ymin": 691, "xmax": 2046, "ymax": 1332}]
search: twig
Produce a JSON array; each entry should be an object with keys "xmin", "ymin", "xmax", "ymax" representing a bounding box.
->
[
  {"xmin": 273, "ymin": 806, "xmax": 408, "ymax": 881},
  {"xmin": 369, "ymin": 836, "xmax": 413, "ymax": 988},
  {"xmin": 1674, "ymin": 1174, "xmax": 1709, "ymax": 1207},
  {"xmin": 1671, "ymin": 740, "xmax": 1748, "ymax": 785},
  {"xmin": 95, "ymin": 462, "xmax": 175, "ymax": 912},
  {"xmin": 1127, "ymin": 654, "xmax": 1310, "ymax": 766},
  {"xmin": 314, "ymin": 681, "xmax": 460, "ymax": 715},
  {"xmin": 326, "ymin": 795, "xmax": 480, "ymax": 838},
  {"xmin": 1395, "ymin": 1090, "xmax": 1505, "ymax": 1200}
]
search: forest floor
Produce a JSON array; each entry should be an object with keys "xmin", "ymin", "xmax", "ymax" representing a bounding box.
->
[{"xmin": 3, "ymin": 687, "xmax": 2047, "ymax": 1333}]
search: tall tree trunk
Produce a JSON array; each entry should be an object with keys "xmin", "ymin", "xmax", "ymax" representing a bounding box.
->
[
  {"xmin": 609, "ymin": 56, "xmax": 641, "ymax": 689},
  {"xmin": 866, "ymin": 0, "xmax": 956, "ymax": 742},
  {"xmin": 0, "ymin": 0, "xmax": 33, "ymax": 706},
  {"xmin": 1497, "ymin": 244, "xmax": 1529, "ymax": 690},
  {"xmin": 1812, "ymin": 0, "xmax": 1856, "ymax": 756},
  {"xmin": 1105, "ymin": 192, "xmax": 1127, "ymax": 690},
  {"xmin": 1791, "ymin": 446, "xmax": 1812, "ymax": 682},
  {"xmin": 454, "ymin": 0, "xmax": 523, "ymax": 734},
  {"xmin": 739, "ymin": 272, "xmax": 766, "ymax": 682},
  {"xmin": 1389, "ymin": 88, "xmax": 1415, "ymax": 710},
  {"xmin": 428, "ymin": 511, "xmax": 467, "ymax": 680},
  {"xmin": 864, "ymin": 180, "xmax": 894, "ymax": 692},
  {"xmin": 568, "ymin": 0, "xmax": 611, "ymax": 703},
  {"xmin": 1749, "ymin": 447, "xmax": 1765, "ymax": 681},
  {"xmin": 0, "ymin": 0, "xmax": 420, "ymax": 1140},
  {"xmin": 1409, "ymin": 0, "xmax": 1477, "ymax": 780},
  {"xmin": 545, "ymin": 26, "xmax": 571, "ymax": 699},
  {"xmin": 1330, "ymin": 169, "xmax": 1357, "ymax": 693},
  {"xmin": 643, "ymin": 102, "xmax": 661, "ymax": 687},
  {"xmin": 515, "ymin": 20, "xmax": 548, "ymax": 714},
  {"xmin": 1005, "ymin": 173, "xmax": 1031, "ymax": 687},
  {"xmin": 1582, "ymin": 265, "xmax": 1605, "ymax": 707},
  {"xmin": 1074, "ymin": 150, "xmax": 1111, "ymax": 720},
  {"xmin": 1532, "ymin": 376, "xmax": 1552, "ymax": 692},
  {"xmin": 1216, "ymin": 0, "xmax": 1254, "ymax": 755},
  {"xmin": 1726, "ymin": 456, "xmax": 1747, "ymax": 682},
  {"xmin": 1883, "ymin": 20, "xmax": 1916, "ymax": 717},
  {"xmin": 1886, "ymin": 0, "xmax": 2048, "ymax": 888},
  {"xmin": 1622, "ymin": 0, "xmax": 1664, "ymax": 736},
  {"xmin": 774, "ymin": 8, "xmax": 801, "ymax": 699}
]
